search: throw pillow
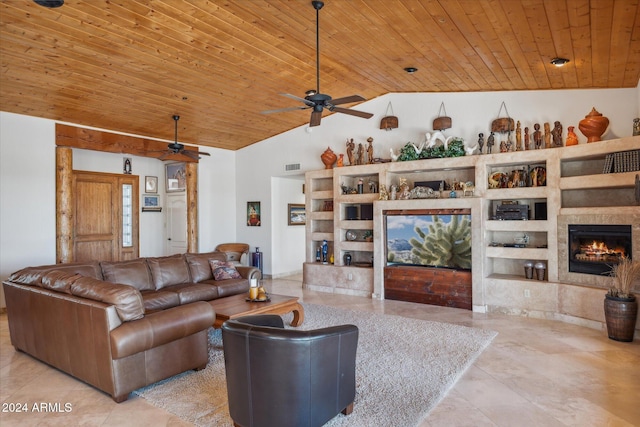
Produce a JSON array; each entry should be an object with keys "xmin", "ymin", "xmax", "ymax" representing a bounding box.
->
[{"xmin": 209, "ymin": 260, "xmax": 241, "ymax": 280}]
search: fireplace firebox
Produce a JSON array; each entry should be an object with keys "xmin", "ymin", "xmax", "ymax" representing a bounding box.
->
[{"xmin": 568, "ymin": 224, "xmax": 632, "ymax": 276}]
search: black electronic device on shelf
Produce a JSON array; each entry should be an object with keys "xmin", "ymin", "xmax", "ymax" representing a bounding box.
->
[{"xmin": 495, "ymin": 203, "xmax": 529, "ymax": 220}]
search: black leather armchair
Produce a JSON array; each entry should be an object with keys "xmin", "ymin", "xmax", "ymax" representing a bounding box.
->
[{"xmin": 221, "ymin": 314, "xmax": 359, "ymax": 427}]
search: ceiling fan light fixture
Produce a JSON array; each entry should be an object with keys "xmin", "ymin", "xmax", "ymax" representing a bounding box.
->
[
  {"xmin": 305, "ymin": 89, "xmax": 317, "ymax": 96},
  {"xmin": 404, "ymin": 67, "xmax": 418, "ymax": 74},
  {"xmin": 550, "ymin": 57, "xmax": 569, "ymax": 67}
]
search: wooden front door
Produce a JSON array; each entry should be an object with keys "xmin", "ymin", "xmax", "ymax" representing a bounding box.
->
[{"xmin": 72, "ymin": 171, "xmax": 138, "ymax": 262}]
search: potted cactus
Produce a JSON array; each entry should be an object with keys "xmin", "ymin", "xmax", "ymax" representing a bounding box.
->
[{"xmin": 604, "ymin": 258, "xmax": 640, "ymax": 342}]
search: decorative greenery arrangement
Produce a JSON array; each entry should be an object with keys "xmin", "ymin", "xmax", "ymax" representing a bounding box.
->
[
  {"xmin": 607, "ymin": 258, "xmax": 640, "ymax": 299},
  {"xmin": 408, "ymin": 215, "xmax": 472, "ymax": 269},
  {"xmin": 395, "ymin": 138, "xmax": 466, "ymax": 162}
]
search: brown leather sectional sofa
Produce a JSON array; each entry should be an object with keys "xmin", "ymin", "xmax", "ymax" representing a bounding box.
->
[{"xmin": 2, "ymin": 251, "xmax": 261, "ymax": 402}]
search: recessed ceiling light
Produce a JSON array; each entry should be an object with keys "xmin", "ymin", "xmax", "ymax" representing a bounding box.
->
[
  {"xmin": 404, "ymin": 67, "xmax": 418, "ymax": 74},
  {"xmin": 550, "ymin": 57, "xmax": 569, "ymax": 67},
  {"xmin": 33, "ymin": 0, "xmax": 64, "ymax": 7}
]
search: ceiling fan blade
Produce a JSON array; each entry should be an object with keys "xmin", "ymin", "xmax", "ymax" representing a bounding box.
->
[
  {"xmin": 330, "ymin": 95, "xmax": 366, "ymax": 105},
  {"xmin": 330, "ymin": 106, "xmax": 374, "ymax": 119},
  {"xmin": 309, "ymin": 110, "xmax": 322, "ymax": 127},
  {"xmin": 197, "ymin": 151, "xmax": 211, "ymax": 156},
  {"xmin": 261, "ymin": 106, "xmax": 311, "ymax": 114},
  {"xmin": 158, "ymin": 152, "xmax": 171, "ymax": 160},
  {"xmin": 280, "ymin": 93, "xmax": 315, "ymax": 107}
]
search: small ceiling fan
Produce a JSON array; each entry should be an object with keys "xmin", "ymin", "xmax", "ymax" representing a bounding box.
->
[
  {"xmin": 159, "ymin": 115, "xmax": 210, "ymax": 160},
  {"xmin": 261, "ymin": 0, "xmax": 373, "ymax": 127}
]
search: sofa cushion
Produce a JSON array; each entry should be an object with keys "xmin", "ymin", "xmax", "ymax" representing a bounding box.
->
[
  {"xmin": 210, "ymin": 260, "xmax": 242, "ymax": 280},
  {"xmin": 185, "ymin": 251, "xmax": 226, "ymax": 282},
  {"xmin": 70, "ymin": 277, "xmax": 144, "ymax": 322},
  {"xmin": 9, "ymin": 261, "xmax": 103, "ymax": 284},
  {"xmin": 40, "ymin": 270, "xmax": 82, "ymax": 293},
  {"xmin": 200, "ymin": 278, "xmax": 250, "ymax": 297},
  {"xmin": 163, "ymin": 283, "xmax": 220, "ymax": 305},
  {"xmin": 140, "ymin": 290, "xmax": 181, "ymax": 313},
  {"xmin": 101, "ymin": 259, "xmax": 154, "ymax": 291},
  {"xmin": 146, "ymin": 254, "xmax": 191, "ymax": 290}
]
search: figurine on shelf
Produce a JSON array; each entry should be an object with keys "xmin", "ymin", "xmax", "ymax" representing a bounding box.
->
[
  {"xmin": 566, "ymin": 126, "xmax": 578, "ymax": 146},
  {"xmin": 337, "ymin": 153, "xmax": 344, "ymax": 167},
  {"xmin": 524, "ymin": 126, "xmax": 530, "ymax": 150},
  {"xmin": 551, "ymin": 121, "xmax": 563, "ymax": 147},
  {"xmin": 390, "ymin": 184, "xmax": 398, "ymax": 200},
  {"xmin": 500, "ymin": 140, "xmax": 508, "ymax": 153},
  {"xmin": 367, "ymin": 137, "xmax": 374, "ymax": 164},
  {"xmin": 346, "ymin": 139, "xmax": 355, "ymax": 165},
  {"xmin": 515, "ymin": 121, "xmax": 522, "ymax": 151},
  {"xmin": 544, "ymin": 122, "xmax": 551, "ymax": 148},
  {"xmin": 633, "ymin": 118, "xmax": 640, "ymax": 136},
  {"xmin": 487, "ymin": 132, "xmax": 495, "ymax": 153},
  {"xmin": 398, "ymin": 178, "xmax": 410, "ymax": 200},
  {"xmin": 379, "ymin": 184, "xmax": 389, "ymax": 200},
  {"xmin": 533, "ymin": 123, "xmax": 542, "ymax": 149},
  {"xmin": 356, "ymin": 143, "xmax": 364, "ymax": 165},
  {"xmin": 478, "ymin": 133, "xmax": 485, "ymax": 154}
]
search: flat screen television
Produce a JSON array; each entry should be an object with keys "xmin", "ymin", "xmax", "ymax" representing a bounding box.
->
[{"xmin": 385, "ymin": 211, "xmax": 471, "ymax": 270}]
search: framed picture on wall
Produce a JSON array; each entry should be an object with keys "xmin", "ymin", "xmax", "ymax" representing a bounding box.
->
[
  {"xmin": 288, "ymin": 204, "xmax": 306, "ymax": 226},
  {"xmin": 145, "ymin": 176, "xmax": 158, "ymax": 193},
  {"xmin": 247, "ymin": 201, "xmax": 261, "ymax": 226},
  {"xmin": 142, "ymin": 194, "xmax": 161, "ymax": 212},
  {"xmin": 165, "ymin": 162, "xmax": 186, "ymax": 192}
]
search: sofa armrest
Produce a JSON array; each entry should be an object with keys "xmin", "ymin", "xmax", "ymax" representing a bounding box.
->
[
  {"xmin": 110, "ymin": 301, "xmax": 215, "ymax": 359},
  {"xmin": 235, "ymin": 266, "xmax": 261, "ymax": 280}
]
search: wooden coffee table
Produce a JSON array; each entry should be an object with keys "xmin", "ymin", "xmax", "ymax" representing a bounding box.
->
[{"xmin": 208, "ymin": 293, "xmax": 304, "ymax": 328}]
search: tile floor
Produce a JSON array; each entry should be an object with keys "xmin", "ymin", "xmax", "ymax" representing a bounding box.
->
[{"xmin": 1, "ymin": 275, "xmax": 639, "ymax": 426}]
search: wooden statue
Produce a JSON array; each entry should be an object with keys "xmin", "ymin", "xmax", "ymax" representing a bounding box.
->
[
  {"xmin": 487, "ymin": 132, "xmax": 495, "ymax": 153},
  {"xmin": 544, "ymin": 122, "xmax": 551, "ymax": 148},
  {"xmin": 478, "ymin": 133, "xmax": 485, "ymax": 154},
  {"xmin": 367, "ymin": 137, "xmax": 374, "ymax": 164},
  {"xmin": 346, "ymin": 139, "xmax": 355, "ymax": 165},
  {"xmin": 524, "ymin": 126, "xmax": 530, "ymax": 150},
  {"xmin": 515, "ymin": 121, "xmax": 522, "ymax": 151},
  {"xmin": 357, "ymin": 143, "xmax": 364, "ymax": 165},
  {"xmin": 533, "ymin": 124, "xmax": 542, "ymax": 149},
  {"xmin": 551, "ymin": 121, "xmax": 563, "ymax": 147}
]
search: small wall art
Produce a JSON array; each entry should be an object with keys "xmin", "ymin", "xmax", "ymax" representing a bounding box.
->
[
  {"xmin": 247, "ymin": 201, "xmax": 261, "ymax": 226},
  {"xmin": 288, "ymin": 203, "xmax": 306, "ymax": 226},
  {"xmin": 142, "ymin": 194, "xmax": 161, "ymax": 212},
  {"xmin": 145, "ymin": 176, "xmax": 158, "ymax": 193},
  {"xmin": 165, "ymin": 162, "xmax": 186, "ymax": 192}
]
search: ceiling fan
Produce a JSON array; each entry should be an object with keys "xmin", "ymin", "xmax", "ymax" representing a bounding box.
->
[
  {"xmin": 159, "ymin": 115, "xmax": 211, "ymax": 160},
  {"xmin": 261, "ymin": 0, "xmax": 373, "ymax": 127}
]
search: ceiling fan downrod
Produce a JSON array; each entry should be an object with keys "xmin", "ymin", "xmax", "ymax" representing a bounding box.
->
[{"xmin": 312, "ymin": 1, "xmax": 323, "ymax": 95}]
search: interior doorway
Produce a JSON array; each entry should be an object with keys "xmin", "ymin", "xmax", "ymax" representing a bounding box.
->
[
  {"xmin": 165, "ymin": 192, "xmax": 187, "ymax": 255},
  {"xmin": 72, "ymin": 171, "xmax": 139, "ymax": 262}
]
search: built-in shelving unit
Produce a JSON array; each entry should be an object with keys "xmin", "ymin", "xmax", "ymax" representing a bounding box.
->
[{"xmin": 303, "ymin": 136, "xmax": 640, "ymax": 310}]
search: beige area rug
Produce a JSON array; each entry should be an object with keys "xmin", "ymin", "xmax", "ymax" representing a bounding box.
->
[{"xmin": 134, "ymin": 303, "xmax": 497, "ymax": 426}]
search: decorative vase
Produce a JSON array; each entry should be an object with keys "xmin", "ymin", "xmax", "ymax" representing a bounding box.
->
[
  {"xmin": 565, "ymin": 126, "xmax": 579, "ymax": 146},
  {"xmin": 320, "ymin": 147, "xmax": 337, "ymax": 169},
  {"xmin": 604, "ymin": 295, "xmax": 638, "ymax": 342},
  {"xmin": 578, "ymin": 108, "xmax": 609, "ymax": 143}
]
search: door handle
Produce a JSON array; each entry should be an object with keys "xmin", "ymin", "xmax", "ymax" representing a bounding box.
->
[{"xmin": 168, "ymin": 238, "xmax": 172, "ymax": 241}]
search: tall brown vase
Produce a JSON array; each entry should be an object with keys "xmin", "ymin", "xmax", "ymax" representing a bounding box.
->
[
  {"xmin": 320, "ymin": 147, "xmax": 337, "ymax": 169},
  {"xmin": 578, "ymin": 108, "xmax": 609, "ymax": 143},
  {"xmin": 604, "ymin": 295, "xmax": 638, "ymax": 342}
]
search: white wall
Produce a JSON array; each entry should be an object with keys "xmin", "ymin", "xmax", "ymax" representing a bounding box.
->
[
  {"xmin": 271, "ymin": 176, "xmax": 306, "ymax": 277},
  {"xmin": 0, "ymin": 112, "xmax": 237, "ymax": 297}
]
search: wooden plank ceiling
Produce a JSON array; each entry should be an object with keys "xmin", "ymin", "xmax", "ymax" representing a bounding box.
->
[{"xmin": 1, "ymin": 0, "xmax": 639, "ymax": 151}]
